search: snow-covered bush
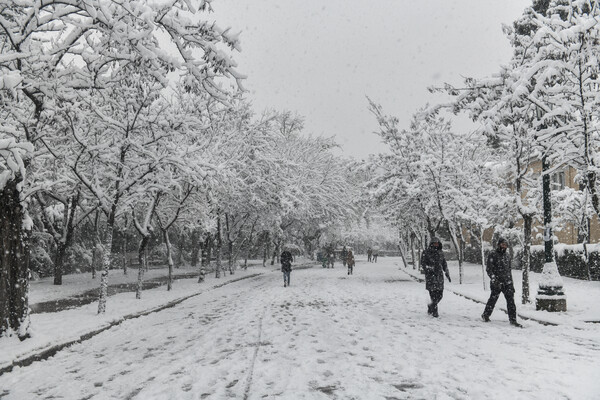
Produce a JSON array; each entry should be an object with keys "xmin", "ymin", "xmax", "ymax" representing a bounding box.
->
[
  {"xmin": 516, "ymin": 246, "xmax": 600, "ymax": 281},
  {"xmin": 29, "ymin": 246, "xmax": 54, "ymax": 278},
  {"xmin": 64, "ymin": 244, "xmax": 93, "ymax": 275},
  {"xmin": 28, "ymin": 232, "xmax": 54, "ymax": 278}
]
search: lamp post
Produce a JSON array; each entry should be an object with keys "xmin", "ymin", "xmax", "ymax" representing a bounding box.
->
[{"xmin": 535, "ymin": 107, "xmax": 567, "ymax": 312}]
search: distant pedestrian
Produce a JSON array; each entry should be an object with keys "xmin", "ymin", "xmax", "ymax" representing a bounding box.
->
[
  {"xmin": 373, "ymin": 248, "xmax": 379, "ymax": 263},
  {"xmin": 367, "ymin": 248, "xmax": 373, "ymax": 262},
  {"xmin": 421, "ymin": 237, "xmax": 451, "ymax": 318},
  {"xmin": 346, "ymin": 249, "xmax": 355, "ymax": 275},
  {"xmin": 482, "ymin": 238, "xmax": 522, "ymax": 327},
  {"xmin": 328, "ymin": 251, "xmax": 335, "ymax": 268},
  {"xmin": 321, "ymin": 253, "xmax": 328, "ymax": 268},
  {"xmin": 341, "ymin": 246, "xmax": 348, "ymax": 267},
  {"xmin": 281, "ymin": 249, "xmax": 293, "ymax": 287}
]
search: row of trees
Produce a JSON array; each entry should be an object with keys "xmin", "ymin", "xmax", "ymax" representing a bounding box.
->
[
  {"xmin": 367, "ymin": 0, "xmax": 600, "ymax": 298},
  {"xmin": 0, "ymin": 1, "xmax": 381, "ymax": 339}
]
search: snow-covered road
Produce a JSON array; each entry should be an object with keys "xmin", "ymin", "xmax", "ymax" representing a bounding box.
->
[{"xmin": 1, "ymin": 259, "xmax": 598, "ymax": 399}]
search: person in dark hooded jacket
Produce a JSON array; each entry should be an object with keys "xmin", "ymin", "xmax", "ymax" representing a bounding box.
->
[
  {"xmin": 421, "ymin": 237, "xmax": 451, "ymax": 317},
  {"xmin": 482, "ymin": 238, "xmax": 521, "ymax": 326},
  {"xmin": 281, "ymin": 250, "xmax": 293, "ymax": 287}
]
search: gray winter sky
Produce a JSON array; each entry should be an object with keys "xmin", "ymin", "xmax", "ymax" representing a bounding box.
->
[{"xmin": 210, "ymin": 0, "xmax": 531, "ymax": 160}]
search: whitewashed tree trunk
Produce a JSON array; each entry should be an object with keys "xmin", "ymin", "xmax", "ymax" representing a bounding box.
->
[
  {"xmin": 215, "ymin": 215, "xmax": 223, "ymax": 278},
  {"xmin": 521, "ymin": 214, "xmax": 532, "ymax": 304},
  {"xmin": 163, "ymin": 229, "xmax": 174, "ymax": 291},
  {"xmin": 479, "ymin": 229, "xmax": 486, "ymax": 291},
  {"xmin": 122, "ymin": 233, "xmax": 128, "ymax": 276},
  {"xmin": 136, "ymin": 236, "xmax": 149, "ymax": 299},
  {"xmin": 97, "ymin": 228, "xmax": 114, "ymax": 314},
  {"xmin": 447, "ymin": 222, "xmax": 464, "ymax": 284},
  {"xmin": 397, "ymin": 236, "xmax": 409, "ymax": 269},
  {"xmin": 410, "ymin": 232, "xmax": 417, "ymax": 270}
]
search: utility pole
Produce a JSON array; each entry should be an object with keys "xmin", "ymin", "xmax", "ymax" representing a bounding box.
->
[{"xmin": 535, "ymin": 110, "xmax": 567, "ymax": 312}]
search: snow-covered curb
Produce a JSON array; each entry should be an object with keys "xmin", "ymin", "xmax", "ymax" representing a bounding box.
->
[{"xmin": 0, "ymin": 272, "xmax": 266, "ymax": 376}]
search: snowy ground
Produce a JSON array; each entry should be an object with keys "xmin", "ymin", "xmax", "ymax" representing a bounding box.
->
[
  {"xmin": 1, "ymin": 257, "xmax": 599, "ymax": 399},
  {"xmin": 408, "ymin": 259, "xmax": 600, "ymax": 326},
  {"xmin": 29, "ymin": 263, "xmax": 257, "ymax": 304}
]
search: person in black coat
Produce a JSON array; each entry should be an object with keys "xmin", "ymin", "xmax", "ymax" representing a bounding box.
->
[
  {"xmin": 421, "ymin": 237, "xmax": 451, "ymax": 317},
  {"xmin": 341, "ymin": 246, "xmax": 348, "ymax": 267},
  {"xmin": 482, "ymin": 238, "xmax": 521, "ymax": 326},
  {"xmin": 346, "ymin": 249, "xmax": 355, "ymax": 275},
  {"xmin": 281, "ymin": 250, "xmax": 293, "ymax": 287}
]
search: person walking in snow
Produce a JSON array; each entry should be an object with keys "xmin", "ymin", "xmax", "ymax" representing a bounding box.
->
[
  {"xmin": 341, "ymin": 246, "xmax": 348, "ymax": 267},
  {"xmin": 367, "ymin": 248, "xmax": 373, "ymax": 262},
  {"xmin": 321, "ymin": 252, "xmax": 328, "ymax": 268},
  {"xmin": 346, "ymin": 249, "xmax": 355, "ymax": 275},
  {"xmin": 328, "ymin": 251, "xmax": 335, "ymax": 268},
  {"xmin": 421, "ymin": 237, "xmax": 451, "ymax": 318},
  {"xmin": 481, "ymin": 238, "xmax": 522, "ymax": 327},
  {"xmin": 281, "ymin": 249, "xmax": 293, "ymax": 287},
  {"xmin": 373, "ymin": 248, "xmax": 379, "ymax": 263}
]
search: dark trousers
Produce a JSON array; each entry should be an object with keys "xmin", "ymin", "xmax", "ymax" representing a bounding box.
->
[
  {"xmin": 283, "ymin": 271, "xmax": 291, "ymax": 286},
  {"xmin": 348, "ymin": 265, "xmax": 353, "ymax": 275},
  {"xmin": 483, "ymin": 285, "xmax": 517, "ymax": 322},
  {"xmin": 428, "ymin": 290, "xmax": 443, "ymax": 314}
]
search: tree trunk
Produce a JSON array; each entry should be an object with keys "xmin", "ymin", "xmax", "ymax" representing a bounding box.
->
[
  {"xmin": 410, "ymin": 232, "xmax": 416, "ymax": 270},
  {"xmin": 91, "ymin": 244, "xmax": 98, "ymax": 279},
  {"xmin": 228, "ymin": 239, "xmax": 234, "ymax": 275},
  {"xmin": 0, "ymin": 179, "xmax": 31, "ymax": 338},
  {"xmin": 447, "ymin": 222, "xmax": 464, "ymax": 284},
  {"xmin": 199, "ymin": 233, "xmax": 211, "ymax": 283},
  {"xmin": 197, "ymin": 240, "xmax": 205, "ymax": 283},
  {"xmin": 271, "ymin": 238, "xmax": 281, "ymax": 266},
  {"xmin": 53, "ymin": 242, "xmax": 67, "ymax": 285},
  {"xmin": 479, "ymin": 229, "xmax": 486, "ymax": 291},
  {"xmin": 243, "ymin": 219, "xmax": 258, "ymax": 271},
  {"xmin": 51, "ymin": 192, "xmax": 79, "ymax": 285},
  {"xmin": 417, "ymin": 234, "xmax": 424, "ymax": 274},
  {"xmin": 163, "ymin": 229, "xmax": 174, "ymax": 291},
  {"xmin": 190, "ymin": 228, "xmax": 200, "ymax": 267},
  {"xmin": 176, "ymin": 232, "xmax": 185, "ymax": 268},
  {"xmin": 262, "ymin": 231, "xmax": 269, "ymax": 267},
  {"xmin": 215, "ymin": 215, "xmax": 222, "ymax": 278},
  {"xmin": 136, "ymin": 235, "xmax": 149, "ymax": 299},
  {"xmin": 122, "ymin": 232, "xmax": 128, "ymax": 276},
  {"xmin": 397, "ymin": 236, "xmax": 409, "ymax": 269},
  {"xmin": 97, "ymin": 227, "xmax": 114, "ymax": 314},
  {"xmin": 522, "ymin": 214, "xmax": 532, "ymax": 304}
]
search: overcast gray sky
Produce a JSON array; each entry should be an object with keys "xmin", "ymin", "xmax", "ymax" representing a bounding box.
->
[{"xmin": 210, "ymin": 0, "xmax": 531, "ymax": 159}]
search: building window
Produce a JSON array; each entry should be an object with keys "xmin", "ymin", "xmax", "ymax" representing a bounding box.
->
[{"xmin": 551, "ymin": 171, "xmax": 566, "ymax": 190}]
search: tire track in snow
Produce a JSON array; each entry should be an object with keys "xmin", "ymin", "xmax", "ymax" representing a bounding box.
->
[{"xmin": 243, "ymin": 304, "xmax": 268, "ymax": 400}]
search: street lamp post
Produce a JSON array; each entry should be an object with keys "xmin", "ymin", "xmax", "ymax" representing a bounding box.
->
[{"xmin": 535, "ymin": 109, "xmax": 567, "ymax": 312}]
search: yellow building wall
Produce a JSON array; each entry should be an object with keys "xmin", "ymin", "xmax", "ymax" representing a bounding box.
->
[
  {"xmin": 457, "ymin": 162, "xmax": 600, "ymax": 247},
  {"xmin": 526, "ymin": 162, "xmax": 600, "ymax": 245}
]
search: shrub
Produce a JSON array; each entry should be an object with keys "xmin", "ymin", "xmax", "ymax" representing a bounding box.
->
[{"xmin": 516, "ymin": 244, "xmax": 600, "ymax": 281}]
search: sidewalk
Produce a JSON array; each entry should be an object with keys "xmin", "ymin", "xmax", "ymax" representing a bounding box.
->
[
  {"xmin": 0, "ymin": 265, "xmax": 272, "ymax": 375},
  {"xmin": 400, "ymin": 260, "xmax": 600, "ymax": 327},
  {"xmin": 1, "ymin": 259, "xmax": 316, "ymax": 376}
]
